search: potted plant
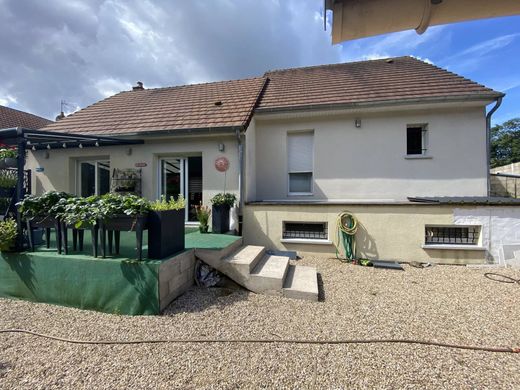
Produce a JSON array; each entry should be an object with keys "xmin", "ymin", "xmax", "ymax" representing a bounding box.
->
[
  {"xmin": 17, "ymin": 191, "xmax": 71, "ymax": 252},
  {"xmin": 53, "ymin": 195, "xmax": 102, "ymax": 256},
  {"xmin": 96, "ymin": 194, "xmax": 150, "ymax": 260},
  {"xmin": 147, "ymin": 195, "xmax": 185, "ymax": 259},
  {"xmin": 0, "ymin": 169, "xmax": 17, "ymax": 198},
  {"xmin": 0, "ymin": 148, "xmax": 18, "ymax": 168},
  {"xmin": 210, "ymin": 193, "xmax": 236, "ymax": 234},
  {"xmin": 0, "ymin": 218, "xmax": 17, "ymax": 252},
  {"xmin": 195, "ymin": 203, "xmax": 211, "ymax": 233}
]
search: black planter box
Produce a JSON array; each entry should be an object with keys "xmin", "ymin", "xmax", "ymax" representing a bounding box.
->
[
  {"xmin": 0, "ymin": 187, "xmax": 15, "ymax": 198},
  {"xmin": 99, "ymin": 214, "xmax": 148, "ymax": 261},
  {"xmin": 212, "ymin": 204, "xmax": 231, "ymax": 234},
  {"xmin": 148, "ymin": 209, "xmax": 185, "ymax": 259}
]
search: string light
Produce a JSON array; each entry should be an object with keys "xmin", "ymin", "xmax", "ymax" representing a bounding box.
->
[
  {"xmin": 79, "ymin": 144, "xmax": 83, "ymax": 149},
  {"xmin": 62, "ymin": 143, "xmax": 67, "ymax": 148},
  {"xmin": 47, "ymin": 144, "xmax": 51, "ymax": 150},
  {"xmin": 95, "ymin": 141, "xmax": 100, "ymax": 147}
]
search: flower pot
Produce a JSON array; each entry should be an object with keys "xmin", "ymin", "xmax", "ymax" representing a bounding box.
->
[
  {"xmin": 148, "ymin": 209, "xmax": 185, "ymax": 259},
  {"xmin": 212, "ymin": 204, "xmax": 231, "ymax": 234},
  {"xmin": 4, "ymin": 158, "xmax": 17, "ymax": 168}
]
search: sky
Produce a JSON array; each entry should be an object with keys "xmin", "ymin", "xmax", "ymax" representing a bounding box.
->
[{"xmin": 0, "ymin": 0, "xmax": 519, "ymax": 125}]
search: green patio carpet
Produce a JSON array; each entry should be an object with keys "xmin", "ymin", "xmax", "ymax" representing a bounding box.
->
[{"xmin": 0, "ymin": 228, "xmax": 241, "ymax": 315}]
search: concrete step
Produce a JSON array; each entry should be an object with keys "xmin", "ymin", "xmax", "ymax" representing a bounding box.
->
[
  {"xmin": 283, "ymin": 265, "xmax": 319, "ymax": 302},
  {"xmin": 250, "ymin": 255, "xmax": 290, "ymax": 292},
  {"xmin": 224, "ymin": 245, "xmax": 265, "ymax": 279}
]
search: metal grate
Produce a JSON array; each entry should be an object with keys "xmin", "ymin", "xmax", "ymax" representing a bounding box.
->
[
  {"xmin": 283, "ymin": 222, "xmax": 328, "ymax": 240},
  {"xmin": 425, "ymin": 225, "xmax": 480, "ymax": 245}
]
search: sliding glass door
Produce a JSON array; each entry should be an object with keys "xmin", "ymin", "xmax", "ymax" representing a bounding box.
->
[
  {"xmin": 159, "ymin": 156, "xmax": 202, "ymax": 222},
  {"xmin": 78, "ymin": 160, "xmax": 110, "ymax": 197}
]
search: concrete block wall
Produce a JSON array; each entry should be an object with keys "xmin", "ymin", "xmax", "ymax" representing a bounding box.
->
[{"xmin": 158, "ymin": 250, "xmax": 196, "ymax": 311}]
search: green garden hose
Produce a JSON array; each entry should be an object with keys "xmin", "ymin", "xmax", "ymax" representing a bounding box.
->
[{"xmin": 334, "ymin": 211, "xmax": 358, "ymax": 262}]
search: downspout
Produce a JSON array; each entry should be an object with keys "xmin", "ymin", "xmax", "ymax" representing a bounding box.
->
[
  {"xmin": 236, "ymin": 128, "xmax": 244, "ymax": 211},
  {"xmin": 486, "ymin": 97, "xmax": 503, "ymax": 196}
]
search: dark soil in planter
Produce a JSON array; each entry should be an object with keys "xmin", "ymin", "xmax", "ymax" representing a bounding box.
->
[
  {"xmin": 212, "ymin": 204, "xmax": 230, "ymax": 234},
  {"xmin": 148, "ymin": 209, "xmax": 185, "ymax": 259}
]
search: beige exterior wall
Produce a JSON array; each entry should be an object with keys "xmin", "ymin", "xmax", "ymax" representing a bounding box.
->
[
  {"xmin": 243, "ymin": 203, "xmax": 488, "ymax": 265},
  {"xmin": 25, "ymin": 134, "xmax": 239, "ymax": 204},
  {"xmin": 253, "ymin": 106, "xmax": 488, "ymax": 201}
]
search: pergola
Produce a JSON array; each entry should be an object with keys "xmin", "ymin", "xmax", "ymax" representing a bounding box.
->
[{"xmin": 0, "ymin": 127, "xmax": 144, "ymax": 249}]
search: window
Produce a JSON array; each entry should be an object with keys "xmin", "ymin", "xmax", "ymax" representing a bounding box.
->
[
  {"xmin": 78, "ymin": 160, "xmax": 110, "ymax": 197},
  {"xmin": 407, "ymin": 125, "xmax": 427, "ymax": 155},
  {"xmin": 425, "ymin": 225, "xmax": 481, "ymax": 246},
  {"xmin": 288, "ymin": 131, "xmax": 314, "ymax": 194},
  {"xmin": 283, "ymin": 222, "xmax": 328, "ymax": 240}
]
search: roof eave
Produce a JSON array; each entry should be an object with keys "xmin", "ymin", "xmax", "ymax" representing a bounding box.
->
[{"xmin": 255, "ymin": 93, "xmax": 505, "ymax": 115}]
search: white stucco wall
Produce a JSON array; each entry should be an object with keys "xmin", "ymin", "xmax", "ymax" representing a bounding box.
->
[
  {"xmin": 244, "ymin": 118, "xmax": 257, "ymax": 202},
  {"xmin": 253, "ymin": 105, "xmax": 488, "ymax": 201},
  {"xmin": 25, "ymin": 134, "xmax": 239, "ymax": 205}
]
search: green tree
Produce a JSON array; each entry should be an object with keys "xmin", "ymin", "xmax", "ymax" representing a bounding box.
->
[{"xmin": 490, "ymin": 118, "xmax": 520, "ymax": 168}]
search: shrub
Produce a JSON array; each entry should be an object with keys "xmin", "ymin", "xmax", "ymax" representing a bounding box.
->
[
  {"xmin": 149, "ymin": 195, "xmax": 186, "ymax": 211},
  {"xmin": 194, "ymin": 203, "xmax": 211, "ymax": 232},
  {"xmin": 210, "ymin": 193, "xmax": 237, "ymax": 207},
  {"xmin": 0, "ymin": 219, "xmax": 17, "ymax": 251}
]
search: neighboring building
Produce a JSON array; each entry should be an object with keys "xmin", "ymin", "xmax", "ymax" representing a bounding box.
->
[
  {"xmin": 25, "ymin": 56, "xmax": 520, "ymax": 265},
  {"xmin": 0, "ymin": 105, "xmax": 52, "ymax": 130}
]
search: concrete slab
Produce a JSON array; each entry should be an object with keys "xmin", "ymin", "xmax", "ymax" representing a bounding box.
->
[
  {"xmin": 283, "ymin": 265, "xmax": 318, "ymax": 302},
  {"xmin": 225, "ymin": 245, "xmax": 265, "ymax": 277}
]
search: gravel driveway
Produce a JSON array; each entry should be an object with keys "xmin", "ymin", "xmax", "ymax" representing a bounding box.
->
[{"xmin": 1, "ymin": 257, "xmax": 520, "ymax": 389}]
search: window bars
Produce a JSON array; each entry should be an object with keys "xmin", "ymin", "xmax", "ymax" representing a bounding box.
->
[
  {"xmin": 425, "ymin": 225, "xmax": 480, "ymax": 245},
  {"xmin": 283, "ymin": 222, "xmax": 328, "ymax": 240}
]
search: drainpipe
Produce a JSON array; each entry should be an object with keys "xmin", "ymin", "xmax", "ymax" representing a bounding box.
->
[
  {"xmin": 486, "ymin": 97, "xmax": 503, "ymax": 196},
  {"xmin": 236, "ymin": 128, "xmax": 244, "ymax": 211}
]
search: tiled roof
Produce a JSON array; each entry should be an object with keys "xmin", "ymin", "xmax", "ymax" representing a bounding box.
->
[
  {"xmin": 43, "ymin": 77, "xmax": 267, "ymax": 135},
  {"xmin": 258, "ymin": 56, "xmax": 502, "ymax": 111},
  {"xmin": 0, "ymin": 105, "xmax": 52, "ymax": 130}
]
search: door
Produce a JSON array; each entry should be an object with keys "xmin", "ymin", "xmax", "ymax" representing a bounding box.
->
[
  {"xmin": 159, "ymin": 156, "xmax": 202, "ymax": 222},
  {"xmin": 78, "ymin": 160, "xmax": 110, "ymax": 197}
]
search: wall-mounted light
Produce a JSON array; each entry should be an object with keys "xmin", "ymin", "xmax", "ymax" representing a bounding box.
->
[
  {"xmin": 126, "ymin": 147, "xmax": 132, "ymax": 156},
  {"xmin": 355, "ymin": 118, "xmax": 362, "ymax": 128},
  {"xmin": 31, "ymin": 145, "xmax": 36, "ymax": 151},
  {"xmin": 44, "ymin": 151, "xmax": 50, "ymax": 159},
  {"xmin": 218, "ymin": 143, "xmax": 225, "ymax": 152}
]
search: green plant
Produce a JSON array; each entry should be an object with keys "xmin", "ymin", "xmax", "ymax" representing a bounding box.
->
[
  {"xmin": 210, "ymin": 193, "xmax": 237, "ymax": 207},
  {"xmin": 0, "ymin": 170, "xmax": 17, "ymax": 188},
  {"xmin": 0, "ymin": 218, "xmax": 17, "ymax": 251},
  {"xmin": 52, "ymin": 194, "xmax": 150, "ymax": 228},
  {"xmin": 195, "ymin": 203, "xmax": 211, "ymax": 232},
  {"xmin": 0, "ymin": 148, "xmax": 17, "ymax": 159},
  {"xmin": 149, "ymin": 195, "xmax": 186, "ymax": 211},
  {"xmin": 17, "ymin": 191, "xmax": 72, "ymax": 219}
]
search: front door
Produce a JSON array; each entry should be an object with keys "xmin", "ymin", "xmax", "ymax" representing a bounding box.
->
[{"xmin": 159, "ymin": 156, "xmax": 202, "ymax": 222}]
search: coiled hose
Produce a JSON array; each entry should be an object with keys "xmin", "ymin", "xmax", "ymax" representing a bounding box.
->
[{"xmin": 334, "ymin": 211, "xmax": 358, "ymax": 262}]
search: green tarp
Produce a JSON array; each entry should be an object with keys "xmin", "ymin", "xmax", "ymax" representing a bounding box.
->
[{"xmin": 0, "ymin": 251, "xmax": 161, "ymax": 315}]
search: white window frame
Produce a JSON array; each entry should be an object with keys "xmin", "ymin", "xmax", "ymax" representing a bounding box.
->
[
  {"xmin": 405, "ymin": 123, "xmax": 431, "ymax": 159},
  {"xmin": 287, "ymin": 130, "xmax": 314, "ymax": 196},
  {"xmin": 76, "ymin": 158, "xmax": 110, "ymax": 196}
]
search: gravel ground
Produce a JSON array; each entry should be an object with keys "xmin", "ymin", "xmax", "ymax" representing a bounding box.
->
[{"xmin": 1, "ymin": 257, "xmax": 520, "ymax": 389}]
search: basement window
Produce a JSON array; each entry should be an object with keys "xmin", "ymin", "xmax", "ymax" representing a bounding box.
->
[
  {"xmin": 283, "ymin": 222, "xmax": 328, "ymax": 240},
  {"xmin": 424, "ymin": 225, "xmax": 481, "ymax": 246}
]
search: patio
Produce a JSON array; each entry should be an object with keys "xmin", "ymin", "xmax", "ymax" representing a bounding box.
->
[{"xmin": 0, "ymin": 228, "xmax": 242, "ymax": 315}]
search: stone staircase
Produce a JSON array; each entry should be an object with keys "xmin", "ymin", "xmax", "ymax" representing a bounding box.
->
[{"xmin": 195, "ymin": 244, "xmax": 319, "ymax": 301}]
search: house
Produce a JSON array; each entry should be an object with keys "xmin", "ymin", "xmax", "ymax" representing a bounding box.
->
[
  {"xmin": 25, "ymin": 56, "xmax": 520, "ymax": 265},
  {"xmin": 0, "ymin": 105, "xmax": 52, "ymax": 130}
]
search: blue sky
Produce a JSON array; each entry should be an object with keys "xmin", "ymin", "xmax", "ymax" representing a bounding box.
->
[{"xmin": 0, "ymin": 0, "xmax": 519, "ymax": 125}]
